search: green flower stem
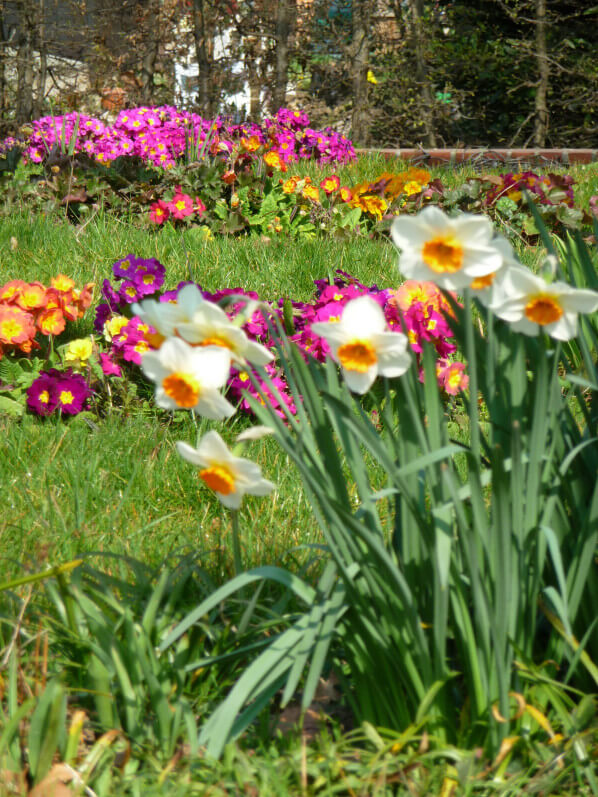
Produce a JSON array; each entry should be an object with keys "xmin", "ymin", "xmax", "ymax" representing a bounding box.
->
[{"xmin": 231, "ymin": 510, "xmax": 243, "ymax": 576}]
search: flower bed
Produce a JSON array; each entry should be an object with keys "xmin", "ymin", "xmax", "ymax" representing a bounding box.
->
[{"xmin": 1, "ymin": 108, "xmax": 596, "ymax": 242}]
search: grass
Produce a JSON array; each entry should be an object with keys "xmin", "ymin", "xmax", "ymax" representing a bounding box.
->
[
  {"xmin": 1, "ymin": 160, "xmax": 597, "ymax": 794},
  {"xmin": 0, "ymin": 211, "xmax": 401, "ymax": 584},
  {"xmin": 0, "ymin": 210, "xmax": 398, "ymax": 297}
]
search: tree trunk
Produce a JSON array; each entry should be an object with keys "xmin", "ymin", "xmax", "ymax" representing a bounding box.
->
[
  {"xmin": 0, "ymin": 5, "xmax": 7, "ymax": 122},
  {"xmin": 246, "ymin": 35, "xmax": 262, "ymax": 121},
  {"xmin": 140, "ymin": 0, "xmax": 161, "ymax": 103},
  {"xmin": 350, "ymin": 0, "xmax": 373, "ymax": 146},
  {"xmin": 33, "ymin": 0, "xmax": 46, "ymax": 117},
  {"xmin": 273, "ymin": 0, "xmax": 293, "ymax": 111},
  {"xmin": 533, "ymin": 0, "xmax": 549, "ymax": 146},
  {"xmin": 192, "ymin": 0, "xmax": 212, "ymax": 115},
  {"xmin": 408, "ymin": 0, "xmax": 436, "ymax": 147},
  {"xmin": 16, "ymin": 0, "xmax": 35, "ymax": 124}
]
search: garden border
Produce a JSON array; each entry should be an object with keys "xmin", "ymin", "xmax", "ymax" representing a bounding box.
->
[{"xmin": 357, "ymin": 148, "xmax": 598, "ymax": 168}]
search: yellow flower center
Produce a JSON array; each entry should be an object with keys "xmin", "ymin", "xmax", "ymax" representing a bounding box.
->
[
  {"xmin": 200, "ymin": 465, "xmax": 236, "ymax": 495},
  {"xmin": 175, "ymin": 200, "xmax": 187, "ymax": 211},
  {"xmin": 162, "ymin": 373, "xmax": 200, "ymax": 407},
  {"xmin": 198, "ymin": 336, "xmax": 232, "ymax": 349},
  {"xmin": 524, "ymin": 294, "xmax": 563, "ymax": 326},
  {"xmin": 422, "ymin": 236, "xmax": 464, "ymax": 273},
  {"xmin": 39, "ymin": 390, "xmax": 50, "ymax": 404},
  {"xmin": 142, "ymin": 274, "xmax": 156, "ymax": 285},
  {"xmin": 447, "ymin": 370, "xmax": 463, "ymax": 390},
  {"xmin": 21, "ymin": 290, "xmax": 44, "ymax": 307},
  {"xmin": 337, "ymin": 340, "xmax": 377, "ymax": 372},
  {"xmin": 59, "ymin": 390, "xmax": 74, "ymax": 405},
  {"xmin": 0, "ymin": 320, "xmax": 23, "ymax": 339}
]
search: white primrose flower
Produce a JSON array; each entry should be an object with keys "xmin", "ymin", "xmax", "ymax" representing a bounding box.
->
[
  {"xmin": 176, "ymin": 430, "xmax": 276, "ymax": 510},
  {"xmin": 140, "ymin": 336, "xmax": 236, "ymax": 419},
  {"xmin": 390, "ymin": 206, "xmax": 504, "ymax": 290},
  {"xmin": 489, "ymin": 266, "xmax": 598, "ymax": 340},
  {"xmin": 132, "ymin": 283, "xmax": 206, "ymax": 340},
  {"xmin": 176, "ymin": 301, "xmax": 274, "ymax": 368},
  {"xmin": 310, "ymin": 295, "xmax": 411, "ymax": 394}
]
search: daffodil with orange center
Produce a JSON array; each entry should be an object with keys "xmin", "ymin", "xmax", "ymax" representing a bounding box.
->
[
  {"xmin": 176, "ymin": 431, "xmax": 275, "ymax": 509},
  {"xmin": 176, "ymin": 300, "xmax": 274, "ymax": 369},
  {"xmin": 489, "ymin": 265, "xmax": 598, "ymax": 340},
  {"xmin": 140, "ymin": 336, "xmax": 235, "ymax": 419},
  {"xmin": 311, "ymin": 295, "xmax": 411, "ymax": 394},
  {"xmin": 391, "ymin": 206, "xmax": 504, "ymax": 290}
]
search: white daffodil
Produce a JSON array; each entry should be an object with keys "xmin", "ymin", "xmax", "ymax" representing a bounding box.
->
[
  {"xmin": 132, "ymin": 283, "xmax": 206, "ymax": 340},
  {"xmin": 489, "ymin": 266, "xmax": 598, "ymax": 340},
  {"xmin": 176, "ymin": 301, "xmax": 274, "ymax": 368},
  {"xmin": 490, "ymin": 266, "xmax": 598, "ymax": 340},
  {"xmin": 310, "ymin": 295, "xmax": 411, "ymax": 394},
  {"xmin": 176, "ymin": 431, "xmax": 275, "ymax": 510},
  {"xmin": 140, "ymin": 336, "xmax": 235, "ymax": 419},
  {"xmin": 390, "ymin": 206, "xmax": 504, "ymax": 290},
  {"xmin": 469, "ymin": 236, "xmax": 520, "ymax": 308}
]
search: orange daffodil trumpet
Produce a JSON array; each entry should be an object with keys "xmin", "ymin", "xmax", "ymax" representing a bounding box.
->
[
  {"xmin": 311, "ymin": 295, "xmax": 411, "ymax": 394},
  {"xmin": 176, "ymin": 431, "xmax": 275, "ymax": 510},
  {"xmin": 391, "ymin": 206, "xmax": 504, "ymax": 291},
  {"xmin": 140, "ymin": 336, "xmax": 235, "ymax": 419},
  {"xmin": 489, "ymin": 266, "xmax": 598, "ymax": 340}
]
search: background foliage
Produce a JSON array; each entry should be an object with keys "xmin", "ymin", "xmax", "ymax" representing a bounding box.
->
[{"xmin": 1, "ymin": 0, "xmax": 597, "ymax": 147}]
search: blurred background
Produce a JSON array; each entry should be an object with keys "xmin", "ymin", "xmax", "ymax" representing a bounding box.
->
[{"xmin": 0, "ymin": 0, "xmax": 597, "ymax": 147}]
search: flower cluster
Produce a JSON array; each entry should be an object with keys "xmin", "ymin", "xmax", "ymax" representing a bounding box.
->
[
  {"xmin": 349, "ymin": 168, "xmax": 434, "ymax": 219},
  {"xmin": 149, "ymin": 186, "xmax": 206, "ymax": 225},
  {"xmin": 95, "ymin": 251, "xmax": 464, "ymax": 411},
  {"xmin": 12, "ymin": 106, "xmax": 355, "ymax": 169},
  {"xmin": 484, "ymin": 171, "xmax": 575, "ymax": 208},
  {"xmin": 26, "ymin": 368, "xmax": 92, "ymax": 416},
  {"xmin": 301, "ymin": 273, "xmax": 464, "ymax": 395},
  {"xmin": 95, "ymin": 255, "xmax": 165, "ymax": 318},
  {"xmin": 0, "ymin": 276, "xmax": 94, "ymax": 359},
  {"xmin": 390, "ymin": 206, "xmax": 598, "ymax": 341},
  {"xmin": 93, "ymin": 255, "xmax": 170, "ymax": 372}
]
